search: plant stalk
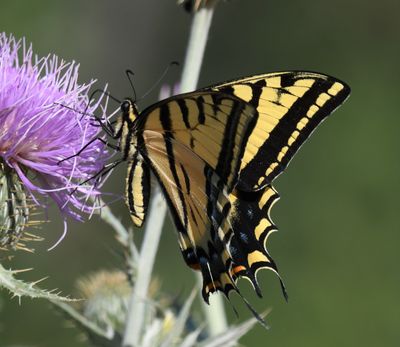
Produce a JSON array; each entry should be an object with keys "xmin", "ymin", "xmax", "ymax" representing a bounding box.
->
[
  {"xmin": 122, "ymin": 187, "xmax": 166, "ymax": 346},
  {"xmin": 122, "ymin": 5, "xmax": 226, "ymax": 346},
  {"xmin": 180, "ymin": 7, "xmax": 214, "ymax": 93},
  {"xmin": 181, "ymin": 6, "xmax": 228, "ymax": 337}
]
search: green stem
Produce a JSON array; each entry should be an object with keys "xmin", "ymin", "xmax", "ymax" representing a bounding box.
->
[
  {"xmin": 98, "ymin": 200, "xmax": 137, "ymax": 259},
  {"xmin": 122, "ymin": 4, "xmax": 225, "ymax": 346},
  {"xmin": 180, "ymin": 7, "xmax": 214, "ymax": 93},
  {"xmin": 182, "ymin": 6, "xmax": 228, "ymax": 337},
  {"xmin": 198, "ymin": 270, "xmax": 228, "ymax": 336},
  {"xmin": 122, "ymin": 187, "xmax": 166, "ymax": 346}
]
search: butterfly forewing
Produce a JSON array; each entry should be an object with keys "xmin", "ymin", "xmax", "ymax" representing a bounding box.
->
[
  {"xmin": 208, "ymin": 71, "xmax": 351, "ymax": 190},
  {"xmin": 139, "ymin": 91, "xmax": 258, "ymax": 190}
]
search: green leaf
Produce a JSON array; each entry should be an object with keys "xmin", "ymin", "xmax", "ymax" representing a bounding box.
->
[
  {"xmin": 50, "ymin": 300, "xmax": 119, "ymax": 346},
  {"xmin": 0, "ymin": 263, "xmax": 76, "ymax": 302}
]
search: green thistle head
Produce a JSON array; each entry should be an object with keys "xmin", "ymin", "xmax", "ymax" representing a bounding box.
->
[{"xmin": 0, "ymin": 159, "xmax": 42, "ymax": 251}]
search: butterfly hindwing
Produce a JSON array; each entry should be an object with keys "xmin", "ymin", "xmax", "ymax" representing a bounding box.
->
[
  {"xmin": 137, "ymin": 92, "xmax": 275, "ymax": 301},
  {"xmin": 140, "ymin": 130, "xmax": 237, "ymax": 300},
  {"xmin": 140, "ymin": 130, "xmax": 284, "ymax": 303}
]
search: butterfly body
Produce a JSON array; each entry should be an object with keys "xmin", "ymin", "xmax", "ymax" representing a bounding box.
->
[
  {"xmin": 113, "ymin": 98, "xmax": 139, "ymax": 159},
  {"xmin": 111, "ymin": 71, "xmax": 350, "ymax": 306}
]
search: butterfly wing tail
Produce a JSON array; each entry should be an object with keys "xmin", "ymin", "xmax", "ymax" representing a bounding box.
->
[{"xmin": 195, "ymin": 184, "xmax": 287, "ymax": 321}]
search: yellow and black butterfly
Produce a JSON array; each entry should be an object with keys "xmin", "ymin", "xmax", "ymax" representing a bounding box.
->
[{"xmin": 109, "ymin": 71, "xmax": 350, "ymax": 311}]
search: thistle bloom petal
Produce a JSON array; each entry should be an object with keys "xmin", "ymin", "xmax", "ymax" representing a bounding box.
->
[{"xmin": 0, "ymin": 33, "xmax": 109, "ymax": 236}]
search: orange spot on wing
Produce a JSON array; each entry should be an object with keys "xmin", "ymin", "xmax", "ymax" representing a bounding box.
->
[
  {"xmin": 232, "ymin": 265, "xmax": 246, "ymax": 275},
  {"xmin": 189, "ymin": 263, "xmax": 201, "ymax": 270}
]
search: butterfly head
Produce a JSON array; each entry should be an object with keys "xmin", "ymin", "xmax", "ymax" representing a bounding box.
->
[
  {"xmin": 120, "ymin": 98, "xmax": 139, "ymax": 123},
  {"xmin": 113, "ymin": 98, "xmax": 139, "ymax": 136}
]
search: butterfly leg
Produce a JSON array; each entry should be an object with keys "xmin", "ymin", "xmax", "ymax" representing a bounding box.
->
[
  {"xmin": 68, "ymin": 158, "xmax": 124, "ymax": 196},
  {"xmin": 58, "ymin": 137, "xmax": 120, "ymax": 164}
]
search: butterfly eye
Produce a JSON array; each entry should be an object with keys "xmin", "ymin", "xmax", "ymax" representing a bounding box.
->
[{"xmin": 121, "ymin": 100, "xmax": 131, "ymax": 114}]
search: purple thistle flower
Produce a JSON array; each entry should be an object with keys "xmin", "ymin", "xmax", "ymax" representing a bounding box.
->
[{"xmin": 0, "ymin": 32, "xmax": 110, "ymax": 246}]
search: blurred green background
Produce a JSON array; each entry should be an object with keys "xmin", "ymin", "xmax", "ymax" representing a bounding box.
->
[{"xmin": 1, "ymin": 0, "xmax": 399, "ymax": 346}]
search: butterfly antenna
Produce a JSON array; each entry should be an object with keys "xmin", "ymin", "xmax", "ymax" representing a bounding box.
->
[
  {"xmin": 79, "ymin": 88, "xmax": 121, "ymax": 126},
  {"xmin": 89, "ymin": 89, "xmax": 122, "ymax": 107},
  {"xmin": 126, "ymin": 69, "xmax": 137, "ymax": 102},
  {"xmin": 137, "ymin": 61, "xmax": 180, "ymax": 102}
]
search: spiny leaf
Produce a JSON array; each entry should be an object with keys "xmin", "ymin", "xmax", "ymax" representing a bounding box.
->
[
  {"xmin": 197, "ymin": 310, "xmax": 270, "ymax": 347},
  {"xmin": 51, "ymin": 300, "xmax": 119, "ymax": 346},
  {"xmin": 0, "ymin": 263, "xmax": 76, "ymax": 302},
  {"xmin": 160, "ymin": 289, "xmax": 197, "ymax": 347},
  {"xmin": 178, "ymin": 327, "xmax": 203, "ymax": 347}
]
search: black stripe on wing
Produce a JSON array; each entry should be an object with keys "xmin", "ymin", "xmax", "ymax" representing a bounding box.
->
[
  {"xmin": 139, "ymin": 91, "xmax": 258, "ymax": 190},
  {"xmin": 240, "ymin": 77, "xmax": 350, "ymax": 187},
  {"xmin": 204, "ymin": 71, "xmax": 350, "ymax": 191}
]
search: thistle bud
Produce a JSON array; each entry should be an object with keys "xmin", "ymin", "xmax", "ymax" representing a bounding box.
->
[
  {"xmin": 0, "ymin": 160, "xmax": 41, "ymax": 250},
  {"xmin": 76, "ymin": 270, "xmax": 131, "ymax": 334}
]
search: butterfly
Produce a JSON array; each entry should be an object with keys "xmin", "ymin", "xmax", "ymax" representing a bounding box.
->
[{"xmin": 106, "ymin": 71, "xmax": 350, "ymax": 314}]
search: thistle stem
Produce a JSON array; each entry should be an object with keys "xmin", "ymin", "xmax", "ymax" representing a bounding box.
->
[
  {"xmin": 181, "ymin": 6, "xmax": 228, "ymax": 337},
  {"xmin": 122, "ymin": 187, "xmax": 166, "ymax": 346},
  {"xmin": 95, "ymin": 197, "xmax": 139, "ymax": 263},
  {"xmin": 180, "ymin": 7, "xmax": 214, "ymax": 93},
  {"xmin": 122, "ymin": 5, "xmax": 225, "ymax": 346}
]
